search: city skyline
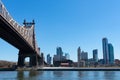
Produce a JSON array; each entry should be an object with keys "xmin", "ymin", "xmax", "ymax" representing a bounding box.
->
[{"xmin": 0, "ymin": 0, "xmax": 120, "ymax": 62}]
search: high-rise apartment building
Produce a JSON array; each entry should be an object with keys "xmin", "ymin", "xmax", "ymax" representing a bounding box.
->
[
  {"xmin": 81, "ymin": 51, "xmax": 88, "ymax": 61},
  {"xmin": 93, "ymin": 49, "xmax": 98, "ymax": 62},
  {"xmin": 102, "ymin": 38, "xmax": 109, "ymax": 64},
  {"xmin": 53, "ymin": 47, "xmax": 66, "ymax": 62},
  {"xmin": 108, "ymin": 43, "xmax": 114, "ymax": 64},
  {"xmin": 77, "ymin": 47, "xmax": 81, "ymax": 67},
  {"xmin": 56, "ymin": 47, "xmax": 63, "ymax": 61},
  {"xmin": 53, "ymin": 47, "xmax": 70, "ymax": 66},
  {"xmin": 102, "ymin": 38, "xmax": 115, "ymax": 64},
  {"xmin": 47, "ymin": 54, "xmax": 52, "ymax": 65}
]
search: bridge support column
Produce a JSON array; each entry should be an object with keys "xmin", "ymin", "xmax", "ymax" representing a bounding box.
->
[
  {"xmin": 29, "ymin": 54, "xmax": 38, "ymax": 67},
  {"xmin": 17, "ymin": 50, "xmax": 38, "ymax": 67},
  {"xmin": 37, "ymin": 57, "xmax": 42, "ymax": 65},
  {"xmin": 18, "ymin": 54, "xmax": 24, "ymax": 67}
]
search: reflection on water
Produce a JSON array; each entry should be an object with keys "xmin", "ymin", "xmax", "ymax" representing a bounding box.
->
[
  {"xmin": 53, "ymin": 71, "xmax": 63, "ymax": 77},
  {"xmin": 0, "ymin": 71, "xmax": 120, "ymax": 80},
  {"xmin": 104, "ymin": 71, "xmax": 116, "ymax": 80},
  {"xmin": 17, "ymin": 71, "xmax": 24, "ymax": 80},
  {"xmin": 78, "ymin": 71, "xmax": 84, "ymax": 77},
  {"xmin": 17, "ymin": 71, "xmax": 42, "ymax": 80}
]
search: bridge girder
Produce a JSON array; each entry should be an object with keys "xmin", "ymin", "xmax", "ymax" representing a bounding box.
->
[
  {"xmin": 0, "ymin": 15, "xmax": 35, "ymax": 52},
  {"xmin": 0, "ymin": 1, "xmax": 41, "ymax": 67}
]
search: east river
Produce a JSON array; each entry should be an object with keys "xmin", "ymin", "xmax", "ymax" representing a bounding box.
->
[{"xmin": 0, "ymin": 71, "xmax": 120, "ymax": 80}]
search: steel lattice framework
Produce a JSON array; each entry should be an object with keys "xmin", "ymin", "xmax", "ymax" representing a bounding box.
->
[{"xmin": 0, "ymin": 1, "xmax": 40, "ymax": 55}]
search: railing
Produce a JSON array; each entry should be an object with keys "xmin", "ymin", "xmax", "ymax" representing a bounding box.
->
[{"xmin": 0, "ymin": 1, "xmax": 39, "ymax": 53}]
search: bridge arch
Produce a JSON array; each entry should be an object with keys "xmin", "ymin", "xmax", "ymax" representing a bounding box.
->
[
  {"xmin": 17, "ymin": 50, "xmax": 38, "ymax": 67},
  {"xmin": 24, "ymin": 57, "xmax": 30, "ymax": 67}
]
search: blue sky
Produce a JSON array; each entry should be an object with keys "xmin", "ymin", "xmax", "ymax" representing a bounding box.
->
[{"xmin": 0, "ymin": 0, "xmax": 120, "ymax": 62}]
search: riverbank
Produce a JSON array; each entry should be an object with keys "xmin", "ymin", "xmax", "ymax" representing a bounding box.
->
[
  {"xmin": 37, "ymin": 67, "xmax": 120, "ymax": 71},
  {"xmin": 0, "ymin": 68, "xmax": 15, "ymax": 71},
  {"xmin": 1, "ymin": 67, "xmax": 120, "ymax": 71}
]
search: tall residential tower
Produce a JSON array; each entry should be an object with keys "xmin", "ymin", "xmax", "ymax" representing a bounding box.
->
[
  {"xmin": 47, "ymin": 54, "xmax": 52, "ymax": 65},
  {"xmin": 93, "ymin": 49, "xmax": 98, "ymax": 62},
  {"xmin": 102, "ymin": 38, "xmax": 109, "ymax": 64},
  {"xmin": 108, "ymin": 43, "xmax": 114, "ymax": 64},
  {"xmin": 102, "ymin": 38, "xmax": 114, "ymax": 64},
  {"xmin": 77, "ymin": 47, "xmax": 81, "ymax": 67},
  {"xmin": 56, "ymin": 47, "xmax": 63, "ymax": 61}
]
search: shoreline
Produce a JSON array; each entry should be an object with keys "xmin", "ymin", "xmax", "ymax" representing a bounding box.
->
[
  {"xmin": 37, "ymin": 67, "xmax": 120, "ymax": 71},
  {"xmin": 0, "ymin": 68, "xmax": 15, "ymax": 71},
  {"xmin": 1, "ymin": 67, "xmax": 120, "ymax": 71}
]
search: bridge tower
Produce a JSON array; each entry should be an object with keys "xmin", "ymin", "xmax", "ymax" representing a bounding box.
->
[{"xmin": 17, "ymin": 20, "xmax": 38, "ymax": 67}]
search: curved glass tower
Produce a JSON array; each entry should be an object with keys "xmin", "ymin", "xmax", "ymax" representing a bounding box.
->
[{"xmin": 102, "ymin": 38, "xmax": 109, "ymax": 64}]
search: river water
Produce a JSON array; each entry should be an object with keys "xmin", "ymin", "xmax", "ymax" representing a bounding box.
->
[{"xmin": 0, "ymin": 71, "xmax": 120, "ymax": 80}]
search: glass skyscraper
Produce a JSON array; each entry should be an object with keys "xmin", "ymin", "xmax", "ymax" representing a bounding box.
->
[
  {"xmin": 56, "ymin": 47, "xmax": 63, "ymax": 61},
  {"xmin": 47, "ymin": 54, "xmax": 52, "ymax": 65},
  {"xmin": 102, "ymin": 38, "xmax": 114, "ymax": 64},
  {"xmin": 102, "ymin": 38, "xmax": 109, "ymax": 64},
  {"xmin": 93, "ymin": 49, "xmax": 98, "ymax": 62},
  {"xmin": 108, "ymin": 43, "xmax": 114, "ymax": 64},
  {"xmin": 77, "ymin": 47, "xmax": 81, "ymax": 67}
]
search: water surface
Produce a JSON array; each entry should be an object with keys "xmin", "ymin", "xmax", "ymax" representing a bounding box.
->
[{"xmin": 0, "ymin": 71, "xmax": 120, "ymax": 80}]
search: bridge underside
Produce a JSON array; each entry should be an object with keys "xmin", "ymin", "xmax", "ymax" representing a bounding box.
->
[
  {"xmin": 0, "ymin": 15, "xmax": 42, "ymax": 67},
  {"xmin": 0, "ymin": 15, "xmax": 33, "ymax": 51},
  {"xmin": 18, "ymin": 50, "xmax": 43, "ymax": 67}
]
